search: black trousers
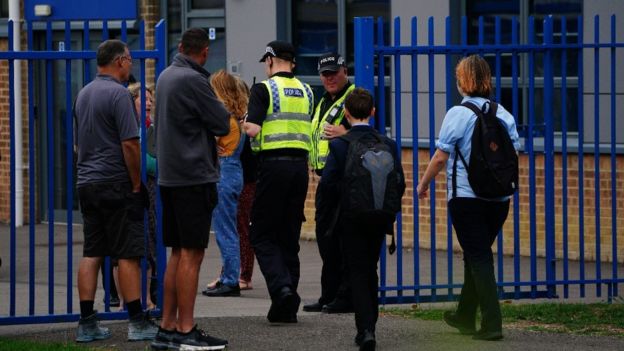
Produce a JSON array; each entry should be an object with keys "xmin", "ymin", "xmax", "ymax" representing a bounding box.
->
[
  {"xmin": 449, "ymin": 197, "xmax": 510, "ymax": 333},
  {"xmin": 249, "ymin": 158, "xmax": 308, "ymax": 299},
  {"xmin": 342, "ymin": 220, "xmax": 386, "ymax": 333},
  {"xmin": 315, "ymin": 181, "xmax": 350, "ymax": 305}
]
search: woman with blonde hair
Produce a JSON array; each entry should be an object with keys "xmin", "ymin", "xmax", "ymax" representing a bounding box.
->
[
  {"xmin": 202, "ymin": 70, "xmax": 248, "ymax": 297},
  {"xmin": 417, "ymin": 55, "xmax": 520, "ymax": 341}
]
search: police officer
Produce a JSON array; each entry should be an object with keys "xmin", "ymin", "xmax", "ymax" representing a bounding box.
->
[
  {"xmin": 243, "ymin": 40, "xmax": 313, "ymax": 323},
  {"xmin": 303, "ymin": 53, "xmax": 355, "ymax": 314}
]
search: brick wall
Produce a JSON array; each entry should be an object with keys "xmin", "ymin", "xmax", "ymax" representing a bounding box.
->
[
  {"xmin": 139, "ymin": 0, "xmax": 160, "ymax": 85},
  {"xmin": 303, "ymin": 149, "xmax": 624, "ymax": 263},
  {"xmin": 0, "ymin": 17, "xmax": 32, "ymax": 224}
]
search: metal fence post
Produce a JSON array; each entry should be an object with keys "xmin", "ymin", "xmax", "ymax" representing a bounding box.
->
[
  {"xmin": 354, "ymin": 17, "xmax": 375, "ymax": 92},
  {"xmin": 543, "ymin": 16, "xmax": 557, "ymax": 298}
]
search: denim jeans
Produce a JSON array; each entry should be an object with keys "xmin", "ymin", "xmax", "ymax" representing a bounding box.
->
[{"xmin": 213, "ymin": 154, "xmax": 244, "ymax": 286}]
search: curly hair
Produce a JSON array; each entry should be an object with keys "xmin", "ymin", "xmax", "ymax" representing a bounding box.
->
[
  {"xmin": 455, "ymin": 55, "xmax": 492, "ymax": 98},
  {"xmin": 210, "ymin": 70, "xmax": 249, "ymax": 119}
]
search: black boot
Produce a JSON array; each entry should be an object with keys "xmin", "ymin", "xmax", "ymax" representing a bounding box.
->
[
  {"xmin": 448, "ymin": 262, "xmax": 478, "ymax": 334},
  {"xmin": 470, "ymin": 262, "xmax": 502, "ymax": 337}
]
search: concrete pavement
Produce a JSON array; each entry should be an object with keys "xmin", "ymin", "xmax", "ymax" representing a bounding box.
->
[{"xmin": 1, "ymin": 224, "xmax": 623, "ymax": 350}]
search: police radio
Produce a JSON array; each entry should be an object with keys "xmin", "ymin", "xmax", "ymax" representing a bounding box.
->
[{"xmin": 325, "ymin": 104, "xmax": 343, "ymax": 125}]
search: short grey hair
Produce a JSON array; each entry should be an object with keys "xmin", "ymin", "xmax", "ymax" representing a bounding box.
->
[{"xmin": 96, "ymin": 39, "xmax": 128, "ymax": 66}]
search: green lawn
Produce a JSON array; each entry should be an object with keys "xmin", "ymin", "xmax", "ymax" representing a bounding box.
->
[
  {"xmin": 383, "ymin": 302, "xmax": 624, "ymax": 337},
  {"xmin": 0, "ymin": 338, "xmax": 104, "ymax": 351}
]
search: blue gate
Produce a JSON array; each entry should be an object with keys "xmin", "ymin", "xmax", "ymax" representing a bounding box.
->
[
  {"xmin": 354, "ymin": 15, "xmax": 623, "ymax": 304},
  {"xmin": 0, "ymin": 19, "xmax": 166, "ymax": 325}
]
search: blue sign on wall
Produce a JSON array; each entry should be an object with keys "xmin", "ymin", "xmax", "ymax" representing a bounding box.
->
[{"xmin": 24, "ymin": 0, "xmax": 138, "ymax": 21}]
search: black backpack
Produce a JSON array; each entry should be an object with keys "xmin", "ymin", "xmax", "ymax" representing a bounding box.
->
[
  {"xmin": 454, "ymin": 101, "xmax": 519, "ymax": 199},
  {"xmin": 340, "ymin": 131, "xmax": 404, "ymax": 223}
]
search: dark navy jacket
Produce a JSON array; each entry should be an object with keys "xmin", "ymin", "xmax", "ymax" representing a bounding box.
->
[{"xmin": 320, "ymin": 124, "xmax": 405, "ymax": 236}]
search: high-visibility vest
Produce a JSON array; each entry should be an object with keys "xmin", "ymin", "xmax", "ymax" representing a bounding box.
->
[
  {"xmin": 251, "ymin": 76, "xmax": 313, "ymax": 153},
  {"xmin": 310, "ymin": 84, "xmax": 355, "ymax": 170}
]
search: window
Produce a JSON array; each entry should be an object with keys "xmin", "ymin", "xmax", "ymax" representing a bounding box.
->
[
  {"xmin": 465, "ymin": 0, "xmax": 582, "ymax": 133},
  {"xmin": 0, "ymin": 0, "xmax": 7, "ymax": 18},
  {"xmin": 291, "ymin": 0, "xmax": 390, "ymax": 114},
  {"xmin": 190, "ymin": 0, "xmax": 224, "ymax": 9},
  {"xmin": 167, "ymin": 0, "xmax": 183, "ymax": 62},
  {"xmin": 292, "ymin": 0, "xmax": 338, "ymax": 76},
  {"xmin": 346, "ymin": 0, "xmax": 390, "ymax": 75}
]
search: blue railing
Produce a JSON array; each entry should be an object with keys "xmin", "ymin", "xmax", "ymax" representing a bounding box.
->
[
  {"xmin": 354, "ymin": 15, "xmax": 623, "ymax": 304},
  {"xmin": 0, "ymin": 19, "xmax": 166, "ymax": 325}
]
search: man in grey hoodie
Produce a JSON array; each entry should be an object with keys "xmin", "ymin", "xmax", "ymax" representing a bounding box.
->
[{"xmin": 152, "ymin": 28, "xmax": 230, "ymax": 351}]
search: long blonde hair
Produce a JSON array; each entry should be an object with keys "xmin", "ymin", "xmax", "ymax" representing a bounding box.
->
[{"xmin": 210, "ymin": 70, "xmax": 249, "ymax": 119}]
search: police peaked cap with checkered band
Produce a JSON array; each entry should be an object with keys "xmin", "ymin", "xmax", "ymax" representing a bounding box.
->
[
  {"xmin": 317, "ymin": 52, "xmax": 346, "ymax": 73},
  {"xmin": 259, "ymin": 40, "xmax": 296, "ymax": 63}
]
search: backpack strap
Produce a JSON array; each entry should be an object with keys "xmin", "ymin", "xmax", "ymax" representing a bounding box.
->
[{"xmin": 452, "ymin": 101, "xmax": 495, "ymax": 198}]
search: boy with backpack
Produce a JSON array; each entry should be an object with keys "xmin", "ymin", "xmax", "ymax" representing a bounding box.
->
[{"xmin": 321, "ymin": 88, "xmax": 405, "ymax": 351}]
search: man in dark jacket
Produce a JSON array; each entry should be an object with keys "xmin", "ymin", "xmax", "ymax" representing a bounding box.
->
[
  {"xmin": 321, "ymin": 88, "xmax": 405, "ymax": 351},
  {"xmin": 152, "ymin": 28, "xmax": 230, "ymax": 351}
]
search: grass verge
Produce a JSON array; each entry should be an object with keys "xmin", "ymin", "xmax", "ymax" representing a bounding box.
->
[
  {"xmin": 0, "ymin": 338, "xmax": 103, "ymax": 351},
  {"xmin": 382, "ymin": 302, "xmax": 624, "ymax": 337}
]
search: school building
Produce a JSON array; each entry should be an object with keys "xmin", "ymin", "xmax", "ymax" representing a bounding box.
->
[{"xmin": 0, "ymin": 0, "xmax": 622, "ymax": 263}]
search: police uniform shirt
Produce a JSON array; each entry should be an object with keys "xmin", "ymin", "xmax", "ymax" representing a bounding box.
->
[{"xmin": 247, "ymin": 71, "xmax": 309, "ymax": 158}]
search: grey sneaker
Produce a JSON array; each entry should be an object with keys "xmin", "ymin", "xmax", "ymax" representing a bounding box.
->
[
  {"xmin": 76, "ymin": 311, "xmax": 111, "ymax": 343},
  {"xmin": 174, "ymin": 325, "xmax": 227, "ymax": 350},
  {"xmin": 128, "ymin": 311, "xmax": 159, "ymax": 341}
]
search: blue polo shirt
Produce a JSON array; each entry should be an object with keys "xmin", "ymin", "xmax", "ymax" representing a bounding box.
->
[
  {"xmin": 436, "ymin": 96, "xmax": 521, "ymax": 201},
  {"xmin": 75, "ymin": 74, "xmax": 139, "ymax": 186}
]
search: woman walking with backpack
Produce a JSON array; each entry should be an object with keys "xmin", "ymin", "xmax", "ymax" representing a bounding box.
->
[{"xmin": 416, "ymin": 55, "xmax": 520, "ymax": 341}]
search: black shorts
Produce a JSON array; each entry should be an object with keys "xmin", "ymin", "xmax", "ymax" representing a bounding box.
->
[
  {"xmin": 78, "ymin": 182, "xmax": 145, "ymax": 259},
  {"xmin": 160, "ymin": 183, "xmax": 218, "ymax": 249}
]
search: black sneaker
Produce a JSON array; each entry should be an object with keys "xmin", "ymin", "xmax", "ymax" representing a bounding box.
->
[
  {"xmin": 355, "ymin": 330, "xmax": 365, "ymax": 346},
  {"xmin": 109, "ymin": 297, "xmax": 120, "ymax": 307},
  {"xmin": 302, "ymin": 301, "xmax": 323, "ymax": 312},
  {"xmin": 174, "ymin": 325, "xmax": 228, "ymax": 350},
  {"xmin": 359, "ymin": 330, "xmax": 376, "ymax": 351},
  {"xmin": 202, "ymin": 284, "xmax": 241, "ymax": 297},
  {"xmin": 472, "ymin": 329, "xmax": 503, "ymax": 341},
  {"xmin": 150, "ymin": 327, "xmax": 177, "ymax": 350},
  {"xmin": 321, "ymin": 298, "xmax": 354, "ymax": 314},
  {"xmin": 267, "ymin": 287, "xmax": 300, "ymax": 323},
  {"xmin": 443, "ymin": 311, "xmax": 476, "ymax": 335}
]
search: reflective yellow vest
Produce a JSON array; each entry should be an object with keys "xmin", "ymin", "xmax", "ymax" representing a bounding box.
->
[
  {"xmin": 310, "ymin": 84, "xmax": 355, "ymax": 170},
  {"xmin": 251, "ymin": 76, "xmax": 313, "ymax": 153}
]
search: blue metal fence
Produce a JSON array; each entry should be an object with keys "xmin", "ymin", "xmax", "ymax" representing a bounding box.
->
[
  {"xmin": 1, "ymin": 13, "xmax": 622, "ymax": 326},
  {"xmin": 354, "ymin": 15, "xmax": 623, "ymax": 304},
  {"xmin": 0, "ymin": 19, "xmax": 166, "ymax": 325}
]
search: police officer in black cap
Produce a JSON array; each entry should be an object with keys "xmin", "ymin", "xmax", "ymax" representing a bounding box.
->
[
  {"xmin": 243, "ymin": 40, "xmax": 314, "ymax": 324},
  {"xmin": 303, "ymin": 52, "xmax": 355, "ymax": 314}
]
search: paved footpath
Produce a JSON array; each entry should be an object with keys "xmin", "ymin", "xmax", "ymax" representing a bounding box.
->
[
  {"xmin": 1, "ymin": 225, "xmax": 623, "ymax": 350},
  {"xmin": 3, "ymin": 313, "xmax": 624, "ymax": 351}
]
